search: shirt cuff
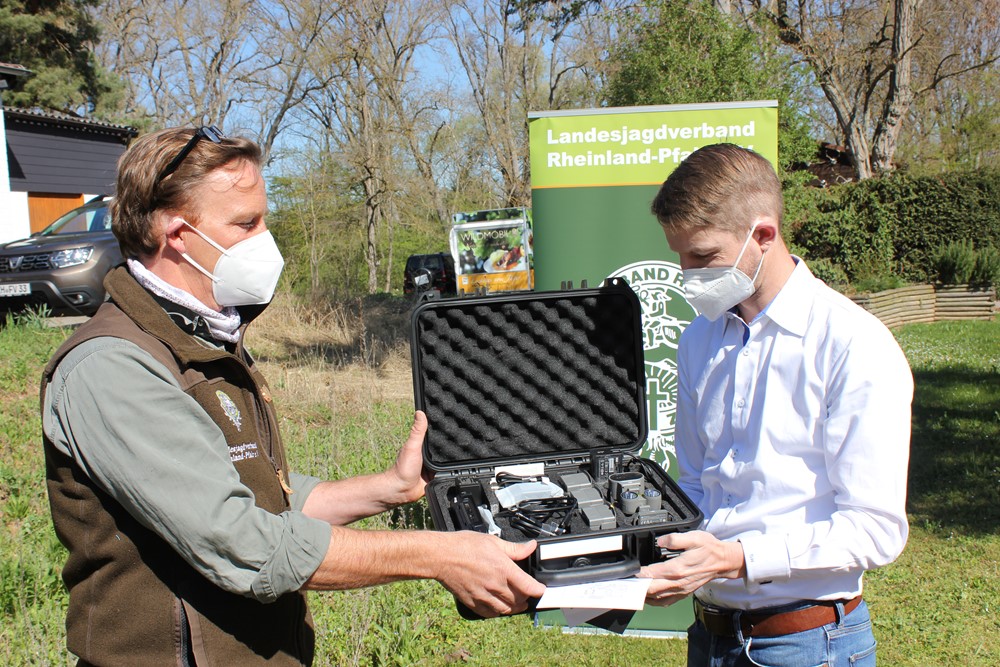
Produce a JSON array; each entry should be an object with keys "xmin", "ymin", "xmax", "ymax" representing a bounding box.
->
[
  {"xmin": 288, "ymin": 472, "xmax": 323, "ymax": 512},
  {"xmin": 250, "ymin": 512, "xmax": 331, "ymax": 603},
  {"xmin": 739, "ymin": 533, "xmax": 790, "ymax": 589}
]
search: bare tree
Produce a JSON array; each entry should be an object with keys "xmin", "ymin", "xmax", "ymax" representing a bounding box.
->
[
  {"xmin": 94, "ymin": 0, "xmax": 342, "ymax": 163},
  {"xmin": 249, "ymin": 0, "xmax": 344, "ymax": 162},
  {"xmin": 446, "ymin": 0, "xmax": 545, "ymax": 207},
  {"xmin": 376, "ymin": 6, "xmax": 454, "ymax": 228},
  {"xmin": 898, "ymin": 0, "xmax": 1000, "ymax": 170},
  {"xmin": 301, "ymin": 0, "xmax": 446, "ymax": 294},
  {"xmin": 96, "ymin": 0, "xmax": 256, "ymax": 126},
  {"xmin": 446, "ymin": 1, "xmax": 615, "ymax": 204},
  {"xmin": 744, "ymin": 0, "xmax": 998, "ymax": 179}
]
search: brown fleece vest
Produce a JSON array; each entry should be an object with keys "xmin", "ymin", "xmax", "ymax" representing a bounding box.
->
[{"xmin": 41, "ymin": 267, "xmax": 314, "ymax": 666}]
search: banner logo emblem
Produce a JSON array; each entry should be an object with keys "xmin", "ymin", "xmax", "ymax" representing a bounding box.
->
[{"xmin": 611, "ymin": 260, "xmax": 694, "ymax": 464}]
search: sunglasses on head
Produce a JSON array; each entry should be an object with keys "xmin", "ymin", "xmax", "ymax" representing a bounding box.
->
[{"xmin": 156, "ymin": 125, "xmax": 225, "ymax": 185}]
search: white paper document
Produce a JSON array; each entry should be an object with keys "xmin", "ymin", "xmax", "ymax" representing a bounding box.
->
[{"xmin": 536, "ymin": 577, "xmax": 651, "ymax": 612}]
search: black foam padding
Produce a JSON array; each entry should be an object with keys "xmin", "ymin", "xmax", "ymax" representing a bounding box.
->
[{"xmin": 412, "ymin": 284, "xmax": 645, "ymax": 470}]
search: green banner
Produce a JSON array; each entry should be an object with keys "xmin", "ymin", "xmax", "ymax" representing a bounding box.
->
[
  {"xmin": 530, "ymin": 102, "xmax": 778, "ymax": 190},
  {"xmin": 529, "ymin": 101, "xmax": 778, "ymax": 464},
  {"xmin": 528, "ymin": 101, "xmax": 778, "ymax": 635}
]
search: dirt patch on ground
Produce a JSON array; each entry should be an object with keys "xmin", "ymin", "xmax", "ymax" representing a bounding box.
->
[{"xmin": 246, "ymin": 293, "xmax": 416, "ymax": 410}]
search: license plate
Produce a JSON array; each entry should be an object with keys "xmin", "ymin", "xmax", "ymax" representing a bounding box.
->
[
  {"xmin": 414, "ymin": 274, "xmax": 430, "ymax": 286},
  {"xmin": 0, "ymin": 283, "xmax": 31, "ymax": 297}
]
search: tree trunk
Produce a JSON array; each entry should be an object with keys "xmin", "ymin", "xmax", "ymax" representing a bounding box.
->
[
  {"xmin": 383, "ymin": 201, "xmax": 395, "ymax": 293},
  {"xmin": 871, "ymin": 0, "xmax": 916, "ymax": 175},
  {"xmin": 750, "ymin": 0, "xmax": 923, "ymax": 181},
  {"xmin": 365, "ymin": 185, "xmax": 381, "ymax": 295},
  {"xmin": 807, "ymin": 65, "xmax": 876, "ymax": 180}
]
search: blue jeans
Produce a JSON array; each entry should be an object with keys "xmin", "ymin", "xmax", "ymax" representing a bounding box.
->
[{"xmin": 687, "ymin": 599, "xmax": 877, "ymax": 667}]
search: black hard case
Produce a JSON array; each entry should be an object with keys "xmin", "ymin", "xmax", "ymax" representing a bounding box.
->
[{"xmin": 410, "ymin": 279, "xmax": 702, "ymax": 591}]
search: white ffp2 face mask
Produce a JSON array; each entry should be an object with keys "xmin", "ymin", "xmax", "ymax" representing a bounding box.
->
[
  {"xmin": 682, "ymin": 224, "xmax": 764, "ymax": 321},
  {"xmin": 180, "ymin": 221, "xmax": 285, "ymax": 307}
]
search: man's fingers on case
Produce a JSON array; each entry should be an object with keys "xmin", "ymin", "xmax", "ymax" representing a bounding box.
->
[{"xmin": 500, "ymin": 538, "xmax": 536, "ymax": 561}]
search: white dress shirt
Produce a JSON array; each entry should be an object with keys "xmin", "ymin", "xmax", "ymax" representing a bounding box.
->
[{"xmin": 675, "ymin": 259, "xmax": 912, "ymax": 609}]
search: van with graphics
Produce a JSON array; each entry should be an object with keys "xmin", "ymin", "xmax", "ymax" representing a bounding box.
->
[{"xmin": 450, "ymin": 208, "xmax": 534, "ymax": 295}]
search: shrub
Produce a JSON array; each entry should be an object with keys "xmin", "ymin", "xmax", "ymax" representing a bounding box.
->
[
  {"xmin": 788, "ymin": 168, "xmax": 1000, "ymax": 284},
  {"xmin": 931, "ymin": 240, "xmax": 977, "ymax": 284},
  {"xmin": 781, "ymin": 173, "xmax": 832, "ymax": 248},
  {"xmin": 970, "ymin": 245, "xmax": 1000, "ymax": 287},
  {"xmin": 3, "ymin": 304, "xmax": 51, "ymax": 328},
  {"xmin": 850, "ymin": 273, "xmax": 910, "ymax": 294},
  {"xmin": 806, "ymin": 257, "xmax": 848, "ymax": 287}
]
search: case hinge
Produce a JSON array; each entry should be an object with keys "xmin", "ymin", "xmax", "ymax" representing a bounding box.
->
[
  {"xmin": 436, "ymin": 465, "xmax": 497, "ymax": 479},
  {"xmin": 547, "ymin": 455, "xmax": 592, "ymax": 469}
]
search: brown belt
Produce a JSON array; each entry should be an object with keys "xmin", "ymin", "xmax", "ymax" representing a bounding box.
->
[{"xmin": 694, "ymin": 596, "xmax": 863, "ymax": 638}]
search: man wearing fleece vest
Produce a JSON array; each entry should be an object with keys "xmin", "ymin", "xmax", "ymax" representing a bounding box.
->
[{"xmin": 41, "ymin": 126, "xmax": 544, "ymax": 666}]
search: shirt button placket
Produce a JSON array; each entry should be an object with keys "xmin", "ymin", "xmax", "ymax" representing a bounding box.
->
[{"xmin": 733, "ymin": 327, "xmax": 754, "ymax": 428}]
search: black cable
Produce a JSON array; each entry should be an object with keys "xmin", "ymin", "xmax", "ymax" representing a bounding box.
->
[
  {"xmin": 515, "ymin": 496, "xmax": 577, "ymax": 515},
  {"xmin": 623, "ymin": 455, "xmax": 679, "ymax": 521},
  {"xmin": 502, "ymin": 496, "xmax": 579, "ymax": 537},
  {"xmin": 495, "ymin": 471, "xmax": 543, "ymax": 487},
  {"xmin": 625, "ymin": 454, "xmax": 663, "ymax": 485}
]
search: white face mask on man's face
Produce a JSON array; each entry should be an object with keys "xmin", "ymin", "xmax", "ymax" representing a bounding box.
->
[
  {"xmin": 681, "ymin": 223, "xmax": 765, "ymax": 321},
  {"xmin": 180, "ymin": 221, "xmax": 285, "ymax": 307}
]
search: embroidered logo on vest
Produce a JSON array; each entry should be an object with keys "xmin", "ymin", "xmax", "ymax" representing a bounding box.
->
[
  {"xmin": 229, "ymin": 442, "xmax": 259, "ymax": 462},
  {"xmin": 216, "ymin": 390, "xmax": 242, "ymax": 431}
]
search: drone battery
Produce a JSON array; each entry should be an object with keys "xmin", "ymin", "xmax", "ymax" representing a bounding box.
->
[
  {"xmin": 583, "ymin": 505, "xmax": 617, "ymax": 530},
  {"xmin": 560, "ymin": 472, "xmax": 593, "ymax": 491},
  {"xmin": 569, "ymin": 486, "xmax": 605, "ymax": 508},
  {"xmin": 636, "ymin": 508, "xmax": 677, "ymax": 525}
]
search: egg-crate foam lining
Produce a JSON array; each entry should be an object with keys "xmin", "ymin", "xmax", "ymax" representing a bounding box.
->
[{"xmin": 412, "ymin": 288, "xmax": 645, "ymax": 470}]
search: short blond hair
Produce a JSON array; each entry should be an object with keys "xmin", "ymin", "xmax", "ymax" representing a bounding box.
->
[
  {"xmin": 110, "ymin": 127, "xmax": 262, "ymax": 258},
  {"xmin": 651, "ymin": 143, "xmax": 782, "ymax": 235}
]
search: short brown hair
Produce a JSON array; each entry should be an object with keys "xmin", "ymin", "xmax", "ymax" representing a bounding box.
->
[
  {"xmin": 650, "ymin": 143, "xmax": 782, "ymax": 235},
  {"xmin": 110, "ymin": 127, "xmax": 262, "ymax": 258}
]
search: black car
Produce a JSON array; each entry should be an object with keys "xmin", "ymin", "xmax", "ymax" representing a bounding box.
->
[
  {"xmin": 0, "ymin": 197, "xmax": 121, "ymax": 316},
  {"xmin": 403, "ymin": 253, "xmax": 457, "ymax": 295}
]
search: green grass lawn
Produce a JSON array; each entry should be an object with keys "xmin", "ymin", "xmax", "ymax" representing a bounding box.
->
[{"xmin": 1, "ymin": 314, "xmax": 997, "ymax": 665}]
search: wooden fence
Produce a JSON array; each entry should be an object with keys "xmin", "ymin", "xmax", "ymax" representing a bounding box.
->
[{"xmin": 850, "ymin": 284, "xmax": 997, "ymax": 329}]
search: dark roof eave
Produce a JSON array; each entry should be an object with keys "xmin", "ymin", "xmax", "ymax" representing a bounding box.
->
[
  {"xmin": 0, "ymin": 63, "xmax": 32, "ymax": 78},
  {"xmin": 3, "ymin": 106, "xmax": 138, "ymax": 140}
]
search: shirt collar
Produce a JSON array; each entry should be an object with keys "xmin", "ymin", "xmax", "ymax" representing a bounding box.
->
[
  {"xmin": 753, "ymin": 256, "xmax": 812, "ymax": 338},
  {"xmin": 126, "ymin": 258, "xmax": 242, "ymax": 343}
]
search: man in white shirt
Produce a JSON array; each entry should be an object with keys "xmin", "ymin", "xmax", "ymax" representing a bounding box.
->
[{"xmin": 638, "ymin": 144, "xmax": 912, "ymax": 667}]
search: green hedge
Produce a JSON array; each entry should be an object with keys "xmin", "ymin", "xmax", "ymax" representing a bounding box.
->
[{"xmin": 784, "ymin": 168, "xmax": 1000, "ymax": 285}]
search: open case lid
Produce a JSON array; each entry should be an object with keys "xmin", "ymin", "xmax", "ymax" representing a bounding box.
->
[{"xmin": 410, "ymin": 279, "xmax": 647, "ymax": 472}]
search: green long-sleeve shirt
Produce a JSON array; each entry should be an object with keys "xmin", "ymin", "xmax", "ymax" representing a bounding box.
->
[{"xmin": 42, "ymin": 335, "xmax": 332, "ymax": 602}]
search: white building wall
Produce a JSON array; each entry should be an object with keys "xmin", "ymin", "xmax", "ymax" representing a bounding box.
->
[
  {"xmin": 0, "ymin": 190, "xmax": 30, "ymax": 242},
  {"xmin": 0, "ymin": 104, "xmax": 32, "ymax": 243},
  {"xmin": 0, "ymin": 102, "xmax": 8, "ymax": 194}
]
